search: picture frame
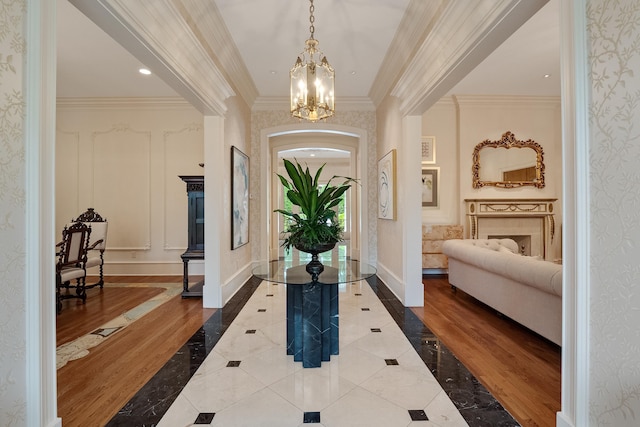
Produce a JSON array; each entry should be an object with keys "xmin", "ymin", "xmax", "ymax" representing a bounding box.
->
[
  {"xmin": 422, "ymin": 167, "xmax": 439, "ymax": 208},
  {"xmin": 231, "ymin": 146, "xmax": 249, "ymax": 249},
  {"xmin": 421, "ymin": 136, "xmax": 436, "ymax": 164},
  {"xmin": 378, "ymin": 149, "xmax": 396, "ymax": 220}
]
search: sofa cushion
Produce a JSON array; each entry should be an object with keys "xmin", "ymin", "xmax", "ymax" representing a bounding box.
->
[{"xmin": 443, "ymin": 239, "xmax": 562, "ymax": 297}]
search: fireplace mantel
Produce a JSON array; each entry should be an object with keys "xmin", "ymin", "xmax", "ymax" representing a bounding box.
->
[{"xmin": 464, "ymin": 198, "xmax": 557, "ymax": 258}]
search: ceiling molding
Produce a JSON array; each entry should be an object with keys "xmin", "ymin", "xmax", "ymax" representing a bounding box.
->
[
  {"xmin": 391, "ymin": 0, "xmax": 549, "ymax": 116},
  {"xmin": 70, "ymin": 0, "xmax": 234, "ymax": 115},
  {"xmin": 176, "ymin": 0, "xmax": 258, "ymax": 107},
  {"xmin": 369, "ymin": 0, "xmax": 448, "ymax": 107},
  {"xmin": 453, "ymin": 94, "xmax": 561, "ymax": 107},
  {"xmin": 56, "ymin": 97, "xmax": 194, "ymax": 111}
]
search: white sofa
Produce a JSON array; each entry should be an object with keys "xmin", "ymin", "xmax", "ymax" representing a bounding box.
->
[{"xmin": 442, "ymin": 238, "xmax": 562, "ymax": 346}]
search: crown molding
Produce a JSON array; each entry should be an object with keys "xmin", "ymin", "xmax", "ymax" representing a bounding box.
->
[
  {"xmin": 71, "ymin": 0, "xmax": 234, "ymax": 116},
  {"xmin": 56, "ymin": 97, "xmax": 195, "ymax": 111},
  {"xmin": 252, "ymin": 97, "xmax": 375, "ymax": 112},
  {"xmin": 453, "ymin": 94, "xmax": 561, "ymax": 106},
  {"xmin": 369, "ymin": 0, "xmax": 448, "ymax": 107},
  {"xmin": 177, "ymin": 0, "xmax": 258, "ymax": 106},
  {"xmin": 391, "ymin": 0, "xmax": 548, "ymax": 116}
]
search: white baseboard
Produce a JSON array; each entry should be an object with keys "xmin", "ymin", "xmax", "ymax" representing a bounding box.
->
[
  {"xmin": 556, "ymin": 411, "xmax": 574, "ymax": 427},
  {"xmin": 222, "ymin": 261, "xmax": 253, "ymax": 304},
  {"xmin": 102, "ymin": 260, "xmax": 199, "ymax": 276},
  {"xmin": 375, "ymin": 262, "xmax": 404, "ymax": 303}
]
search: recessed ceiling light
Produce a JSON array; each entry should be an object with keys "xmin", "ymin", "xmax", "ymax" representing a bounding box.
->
[
  {"xmin": 351, "ymin": 71, "xmax": 356, "ymax": 75},
  {"xmin": 139, "ymin": 68, "xmax": 151, "ymax": 75},
  {"xmin": 544, "ymin": 74, "xmax": 551, "ymax": 78},
  {"xmin": 270, "ymin": 70, "xmax": 277, "ymax": 75},
  {"xmin": 310, "ymin": 153, "xmax": 316, "ymax": 157}
]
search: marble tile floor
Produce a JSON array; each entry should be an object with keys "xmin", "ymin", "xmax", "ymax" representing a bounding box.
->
[{"xmin": 107, "ymin": 276, "xmax": 519, "ymax": 427}]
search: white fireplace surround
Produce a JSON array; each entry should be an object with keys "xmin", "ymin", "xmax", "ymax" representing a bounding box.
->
[{"xmin": 464, "ymin": 199, "xmax": 557, "ymax": 259}]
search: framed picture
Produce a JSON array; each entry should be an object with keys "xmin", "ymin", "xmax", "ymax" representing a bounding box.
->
[
  {"xmin": 378, "ymin": 149, "xmax": 396, "ymax": 220},
  {"xmin": 422, "ymin": 167, "xmax": 439, "ymax": 208},
  {"xmin": 231, "ymin": 146, "xmax": 249, "ymax": 249},
  {"xmin": 421, "ymin": 136, "xmax": 436, "ymax": 164}
]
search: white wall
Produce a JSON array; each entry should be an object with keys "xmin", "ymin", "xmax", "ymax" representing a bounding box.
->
[
  {"xmin": 56, "ymin": 99, "xmax": 204, "ymax": 275},
  {"xmin": 216, "ymin": 96, "xmax": 253, "ymax": 302},
  {"xmin": 375, "ymin": 96, "xmax": 406, "ymax": 299},
  {"xmin": 420, "ymin": 98, "xmax": 459, "ymax": 224},
  {"xmin": 421, "ymin": 95, "xmax": 563, "ymax": 260}
]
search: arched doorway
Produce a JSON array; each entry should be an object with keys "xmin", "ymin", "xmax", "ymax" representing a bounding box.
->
[
  {"xmin": 271, "ymin": 137, "xmax": 358, "ymax": 261},
  {"xmin": 258, "ymin": 124, "xmax": 370, "ymax": 263}
]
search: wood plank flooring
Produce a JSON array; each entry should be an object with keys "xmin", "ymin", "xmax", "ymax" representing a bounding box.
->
[
  {"xmin": 56, "ymin": 275, "xmax": 561, "ymax": 427},
  {"xmin": 56, "ymin": 276, "xmax": 214, "ymax": 427},
  {"xmin": 56, "ymin": 285, "xmax": 165, "ymax": 346},
  {"xmin": 412, "ymin": 276, "xmax": 561, "ymax": 427}
]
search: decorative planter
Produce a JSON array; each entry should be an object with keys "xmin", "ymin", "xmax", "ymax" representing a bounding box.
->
[{"xmin": 294, "ymin": 242, "xmax": 336, "ymax": 280}]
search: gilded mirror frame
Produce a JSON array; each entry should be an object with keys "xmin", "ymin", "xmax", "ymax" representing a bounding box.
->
[{"xmin": 472, "ymin": 131, "xmax": 545, "ymax": 189}]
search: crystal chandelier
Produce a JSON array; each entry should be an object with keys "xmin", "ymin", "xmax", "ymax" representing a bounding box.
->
[{"xmin": 290, "ymin": 0, "xmax": 335, "ymax": 122}]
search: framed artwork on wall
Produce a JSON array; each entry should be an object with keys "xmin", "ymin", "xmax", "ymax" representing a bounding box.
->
[
  {"xmin": 422, "ymin": 167, "xmax": 439, "ymax": 208},
  {"xmin": 378, "ymin": 149, "xmax": 396, "ymax": 220},
  {"xmin": 421, "ymin": 136, "xmax": 436, "ymax": 164},
  {"xmin": 231, "ymin": 146, "xmax": 249, "ymax": 249}
]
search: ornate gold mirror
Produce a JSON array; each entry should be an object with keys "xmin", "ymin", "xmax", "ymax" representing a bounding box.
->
[{"xmin": 472, "ymin": 131, "xmax": 545, "ymax": 189}]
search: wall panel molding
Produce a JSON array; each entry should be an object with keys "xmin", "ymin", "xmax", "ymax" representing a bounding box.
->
[{"xmin": 92, "ymin": 123, "xmax": 152, "ymax": 251}]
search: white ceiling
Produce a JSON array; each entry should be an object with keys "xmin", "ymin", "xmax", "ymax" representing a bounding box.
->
[{"xmin": 56, "ymin": 0, "xmax": 560, "ymax": 101}]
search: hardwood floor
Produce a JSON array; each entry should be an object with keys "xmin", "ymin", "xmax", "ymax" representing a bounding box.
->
[
  {"xmin": 412, "ymin": 276, "xmax": 561, "ymax": 427},
  {"xmin": 56, "ymin": 275, "xmax": 560, "ymax": 427},
  {"xmin": 56, "ymin": 276, "xmax": 214, "ymax": 427}
]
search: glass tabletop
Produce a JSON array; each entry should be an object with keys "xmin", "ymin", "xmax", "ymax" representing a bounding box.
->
[{"xmin": 252, "ymin": 259, "xmax": 377, "ymax": 285}]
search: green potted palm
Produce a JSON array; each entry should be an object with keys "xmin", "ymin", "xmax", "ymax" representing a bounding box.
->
[{"xmin": 275, "ymin": 158, "xmax": 356, "ymax": 273}]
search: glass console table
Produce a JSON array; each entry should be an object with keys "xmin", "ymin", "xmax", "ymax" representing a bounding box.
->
[{"xmin": 252, "ymin": 259, "xmax": 376, "ymax": 368}]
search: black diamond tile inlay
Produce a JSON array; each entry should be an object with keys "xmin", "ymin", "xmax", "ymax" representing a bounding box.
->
[
  {"xmin": 408, "ymin": 409, "xmax": 428, "ymax": 421},
  {"xmin": 246, "ymin": 329, "xmax": 256, "ymax": 334},
  {"xmin": 104, "ymin": 272, "xmax": 520, "ymax": 427},
  {"xmin": 355, "ymin": 293, "xmax": 362, "ymax": 296},
  {"xmin": 266, "ymin": 294, "xmax": 274, "ymax": 297},
  {"xmin": 194, "ymin": 412, "xmax": 215, "ymax": 424},
  {"xmin": 227, "ymin": 360, "xmax": 241, "ymax": 367},
  {"xmin": 303, "ymin": 411, "xmax": 321, "ymax": 423},
  {"xmin": 385, "ymin": 358, "xmax": 399, "ymax": 365},
  {"xmin": 257, "ymin": 308, "xmax": 266, "ymax": 312},
  {"xmin": 361, "ymin": 307, "xmax": 370, "ymax": 311},
  {"xmin": 371, "ymin": 328, "xmax": 382, "ymax": 333}
]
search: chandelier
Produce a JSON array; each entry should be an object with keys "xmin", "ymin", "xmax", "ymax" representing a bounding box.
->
[{"xmin": 290, "ymin": 0, "xmax": 335, "ymax": 122}]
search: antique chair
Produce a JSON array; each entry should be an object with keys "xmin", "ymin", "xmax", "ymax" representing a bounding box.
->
[
  {"xmin": 56, "ymin": 221, "xmax": 91, "ymax": 313},
  {"xmin": 71, "ymin": 208, "xmax": 108, "ymax": 288}
]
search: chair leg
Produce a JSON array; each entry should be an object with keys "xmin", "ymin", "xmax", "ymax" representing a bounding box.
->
[
  {"xmin": 98, "ymin": 262, "xmax": 104, "ymax": 288},
  {"xmin": 75, "ymin": 278, "xmax": 87, "ymax": 302},
  {"xmin": 56, "ymin": 286, "xmax": 62, "ymax": 314}
]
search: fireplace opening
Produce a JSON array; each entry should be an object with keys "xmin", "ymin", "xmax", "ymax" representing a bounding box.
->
[{"xmin": 488, "ymin": 235, "xmax": 532, "ymax": 256}]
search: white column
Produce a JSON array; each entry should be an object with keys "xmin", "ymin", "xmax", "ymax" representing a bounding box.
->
[
  {"xmin": 400, "ymin": 116, "xmax": 424, "ymax": 306},
  {"xmin": 558, "ymin": 1, "xmax": 590, "ymax": 426},
  {"xmin": 25, "ymin": 0, "xmax": 60, "ymax": 425},
  {"xmin": 203, "ymin": 116, "xmax": 224, "ymax": 308}
]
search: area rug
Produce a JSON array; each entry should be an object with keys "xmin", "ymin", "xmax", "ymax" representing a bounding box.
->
[{"xmin": 56, "ymin": 282, "xmax": 182, "ymax": 369}]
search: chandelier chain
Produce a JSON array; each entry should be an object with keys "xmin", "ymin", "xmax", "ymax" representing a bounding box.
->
[{"xmin": 309, "ymin": 0, "xmax": 315, "ymax": 39}]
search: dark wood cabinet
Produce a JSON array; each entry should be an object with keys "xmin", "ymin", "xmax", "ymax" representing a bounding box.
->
[{"xmin": 179, "ymin": 175, "xmax": 204, "ymax": 297}]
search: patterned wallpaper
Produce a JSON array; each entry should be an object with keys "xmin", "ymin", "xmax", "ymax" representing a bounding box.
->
[
  {"xmin": 588, "ymin": 0, "xmax": 640, "ymax": 424},
  {"xmin": 0, "ymin": 0, "xmax": 27, "ymax": 424},
  {"xmin": 250, "ymin": 110, "xmax": 377, "ymax": 263}
]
